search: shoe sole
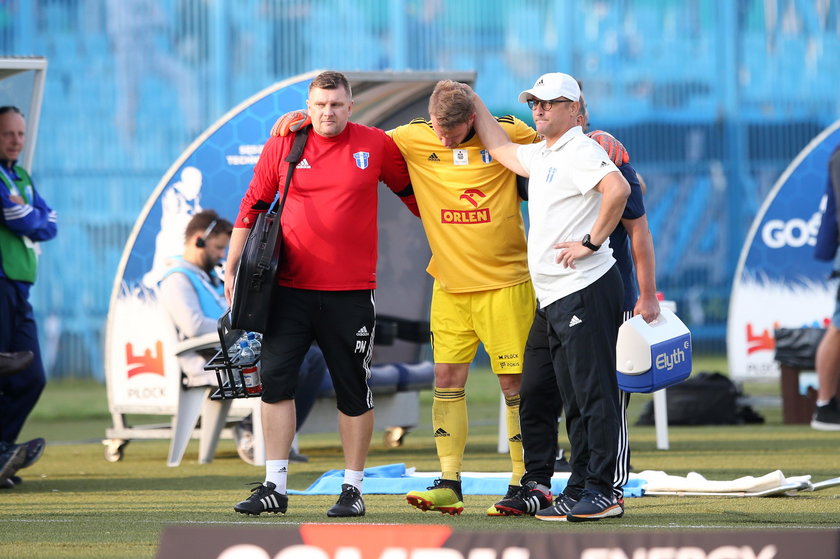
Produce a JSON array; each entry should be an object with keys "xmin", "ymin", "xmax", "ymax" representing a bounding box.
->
[
  {"xmin": 567, "ymin": 505, "xmax": 623, "ymax": 522},
  {"xmin": 327, "ymin": 510, "xmax": 365, "ymax": 518},
  {"xmin": 0, "ymin": 447, "xmax": 27, "ymax": 485},
  {"xmin": 811, "ymin": 420, "xmax": 840, "ymax": 431},
  {"xmin": 535, "ymin": 514, "xmax": 568, "ymax": 522},
  {"xmin": 493, "ymin": 505, "xmax": 531, "ymax": 516},
  {"xmin": 406, "ymin": 495, "xmax": 464, "ymax": 515},
  {"xmin": 234, "ymin": 507, "xmax": 286, "ymax": 515}
]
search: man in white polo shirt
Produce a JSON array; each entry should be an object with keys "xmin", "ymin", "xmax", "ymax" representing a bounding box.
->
[{"xmin": 469, "ymin": 73, "xmax": 630, "ymax": 521}]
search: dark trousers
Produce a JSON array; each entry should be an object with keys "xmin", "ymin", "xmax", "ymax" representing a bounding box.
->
[
  {"xmin": 0, "ymin": 278, "xmax": 46, "ymax": 444},
  {"xmin": 542, "ymin": 266, "xmax": 624, "ymax": 498},
  {"xmin": 520, "ymin": 305, "xmax": 632, "ymax": 499}
]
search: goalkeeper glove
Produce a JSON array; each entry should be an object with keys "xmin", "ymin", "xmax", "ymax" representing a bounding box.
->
[
  {"xmin": 588, "ymin": 130, "xmax": 630, "ymax": 166},
  {"xmin": 270, "ymin": 110, "xmax": 310, "ymax": 137}
]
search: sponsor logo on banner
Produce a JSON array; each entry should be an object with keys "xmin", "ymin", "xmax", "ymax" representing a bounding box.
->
[
  {"xmin": 225, "ymin": 144, "xmax": 263, "ymax": 166},
  {"xmin": 105, "ymin": 73, "xmax": 313, "ymax": 412},
  {"xmin": 126, "ymin": 341, "xmax": 165, "ymax": 378},
  {"xmin": 156, "ymin": 525, "xmax": 838, "ymax": 559},
  {"xmin": 760, "ymin": 211, "xmax": 822, "ymax": 249},
  {"xmin": 727, "ymin": 122, "xmax": 840, "ymax": 379}
]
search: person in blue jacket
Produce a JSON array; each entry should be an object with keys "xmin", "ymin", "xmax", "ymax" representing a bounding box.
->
[
  {"xmin": 0, "ymin": 106, "xmax": 55, "ymax": 488},
  {"xmin": 812, "ymin": 144, "xmax": 840, "ymax": 430}
]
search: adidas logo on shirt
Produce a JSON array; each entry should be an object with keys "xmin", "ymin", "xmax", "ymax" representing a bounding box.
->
[
  {"xmin": 600, "ymin": 160, "xmax": 609, "ymax": 167},
  {"xmin": 428, "ymin": 153, "xmax": 441, "ymax": 162},
  {"xmin": 569, "ymin": 315, "xmax": 583, "ymax": 327},
  {"xmin": 296, "ymin": 159, "xmax": 311, "ymax": 169},
  {"xmin": 356, "ymin": 326, "xmax": 370, "ymax": 337},
  {"xmin": 434, "ymin": 428, "xmax": 451, "ymax": 438}
]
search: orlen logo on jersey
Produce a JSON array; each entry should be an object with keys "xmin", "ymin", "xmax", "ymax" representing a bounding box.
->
[
  {"xmin": 441, "ymin": 209, "xmax": 491, "ymax": 224},
  {"xmin": 442, "ymin": 188, "xmax": 491, "ymax": 223},
  {"xmin": 760, "ymin": 207, "xmax": 822, "ymax": 249}
]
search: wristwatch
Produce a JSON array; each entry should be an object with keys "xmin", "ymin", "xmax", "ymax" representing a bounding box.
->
[{"xmin": 581, "ymin": 234, "xmax": 601, "ymax": 252}]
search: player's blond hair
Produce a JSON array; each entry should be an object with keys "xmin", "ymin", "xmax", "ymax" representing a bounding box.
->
[{"xmin": 428, "ymin": 80, "xmax": 474, "ymax": 129}]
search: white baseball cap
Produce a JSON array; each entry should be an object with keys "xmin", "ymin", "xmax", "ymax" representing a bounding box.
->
[{"xmin": 518, "ymin": 73, "xmax": 580, "ymax": 103}]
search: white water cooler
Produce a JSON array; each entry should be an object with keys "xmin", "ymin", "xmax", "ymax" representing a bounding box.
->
[{"xmin": 616, "ymin": 308, "xmax": 692, "ymax": 393}]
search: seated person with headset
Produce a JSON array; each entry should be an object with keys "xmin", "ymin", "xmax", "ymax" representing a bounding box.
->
[{"xmin": 157, "ymin": 210, "xmax": 324, "ymax": 462}]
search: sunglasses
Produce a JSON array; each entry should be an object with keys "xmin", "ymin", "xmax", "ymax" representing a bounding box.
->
[{"xmin": 526, "ymin": 98, "xmax": 573, "ymax": 111}]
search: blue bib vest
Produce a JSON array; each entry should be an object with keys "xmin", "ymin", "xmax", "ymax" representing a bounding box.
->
[{"xmin": 160, "ymin": 261, "xmax": 226, "ymax": 320}]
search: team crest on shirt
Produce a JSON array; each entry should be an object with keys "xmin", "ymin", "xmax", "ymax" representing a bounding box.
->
[
  {"xmin": 480, "ymin": 150, "xmax": 492, "ymax": 164},
  {"xmin": 546, "ymin": 167, "xmax": 557, "ymax": 183},
  {"xmin": 353, "ymin": 151, "xmax": 370, "ymax": 169}
]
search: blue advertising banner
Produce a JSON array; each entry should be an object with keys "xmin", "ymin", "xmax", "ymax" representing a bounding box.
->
[
  {"xmin": 105, "ymin": 72, "xmax": 317, "ymax": 412},
  {"xmin": 728, "ymin": 120, "xmax": 840, "ymax": 379}
]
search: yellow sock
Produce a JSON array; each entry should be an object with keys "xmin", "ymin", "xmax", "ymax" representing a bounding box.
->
[
  {"xmin": 505, "ymin": 393, "xmax": 525, "ymax": 486},
  {"xmin": 432, "ymin": 387, "xmax": 467, "ymax": 481}
]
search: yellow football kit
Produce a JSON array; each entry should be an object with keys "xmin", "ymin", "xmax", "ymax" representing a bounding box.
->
[
  {"xmin": 389, "ymin": 116, "xmax": 537, "ymax": 294},
  {"xmin": 390, "ymin": 116, "xmax": 538, "ymax": 497}
]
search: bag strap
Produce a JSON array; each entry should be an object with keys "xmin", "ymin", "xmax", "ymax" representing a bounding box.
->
[{"xmin": 270, "ymin": 124, "xmax": 311, "ymax": 216}]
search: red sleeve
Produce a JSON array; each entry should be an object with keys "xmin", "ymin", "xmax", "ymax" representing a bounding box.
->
[
  {"xmin": 235, "ymin": 135, "xmax": 288, "ymax": 228},
  {"xmin": 379, "ymin": 131, "xmax": 420, "ymax": 217}
]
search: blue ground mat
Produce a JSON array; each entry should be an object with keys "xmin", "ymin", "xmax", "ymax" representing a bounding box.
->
[{"xmin": 288, "ymin": 463, "xmax": 645, "ymax": 497}]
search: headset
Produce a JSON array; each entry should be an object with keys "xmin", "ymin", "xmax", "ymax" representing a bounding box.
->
[{"xmin": 195, "ymin": 218, "xmax": 218, "ymax": 248}]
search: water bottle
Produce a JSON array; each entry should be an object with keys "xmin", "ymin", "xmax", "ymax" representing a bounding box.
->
[
  {"xmin": 246, "ymin": 332, "xmax": 262, "ymax": 357},
  {"xmin": 237, "ymin": 340, "xmax": 262, "ymax": 395}
]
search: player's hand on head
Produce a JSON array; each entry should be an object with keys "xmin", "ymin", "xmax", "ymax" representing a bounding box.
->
[
  {"xmin": 588, "ymin": 130, "xmax": 630, "ymax": 166},
  {"xmin": 270, "ymin": 110, "xmax": 310, "ymax": 137}
]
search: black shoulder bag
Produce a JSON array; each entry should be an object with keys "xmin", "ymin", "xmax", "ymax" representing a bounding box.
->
[{"xmin": 230, "ymin": 125, "xmax": 310, "ymax": 332}]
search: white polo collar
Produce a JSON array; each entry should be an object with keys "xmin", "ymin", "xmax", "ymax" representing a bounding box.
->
[{"xmin": 544, "ymin": 125, "xmax": 584, "ymax": 152}]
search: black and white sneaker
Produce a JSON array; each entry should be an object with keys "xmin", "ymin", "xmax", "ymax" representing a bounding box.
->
[
  {"xmin": 567, "ymin": 488, "xmax": 623, "ymax": 522},
  {"xmin": 811, "ymin": 398, "xmax": 840, "ymax": 431},
  {"xmin": 493, "ymin": 481, "xmax": 553, "ymax": 516},
  {"xmin": 327, "ymin": 484, "xmax": 366, "ymax": 517},
  {"xmin": 534, "ymin": 492, "xmax": 579, "ymax": 522},
  {"xmin": 0, "ymin": 445, "xmax": 27, "ymax": 488},
  {"xmin": 19, "ymin": 438, "xmax": 45, "ymax": 469},
  {"xmin": 234, "ymin": 482, "xmax": 288, "ymax": 515}
]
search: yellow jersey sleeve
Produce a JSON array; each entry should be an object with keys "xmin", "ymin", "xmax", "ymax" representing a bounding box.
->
[{"xmin": 389, "ymin": 117, "xmax": 534, "ymax": 293}]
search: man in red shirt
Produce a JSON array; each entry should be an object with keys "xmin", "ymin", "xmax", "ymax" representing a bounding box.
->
[{"xmin": 225, "ymin": 71, "xmax": 419, "ymax": 518}]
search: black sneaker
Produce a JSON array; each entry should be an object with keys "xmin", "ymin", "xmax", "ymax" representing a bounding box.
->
[
  {"xmin": 493, "ymin": 481, "xmax": 553, "ymax": 516},
  {"xmin": 19, "ymin": 438, "xmax": 45, "ymax": 469},
  {"xmin": 234, "ymin": 482, "xmax": 288, "ymax": 515},
  {"xmin": 327, "ymin": 484, "xmax": 366, "ymax": 517},
  {"xmin": 534, "ymin": 492, "xmax": 579, "ymax": 522},
  {"xmin": 486, "ymin": 484, "xmax": 519, "ymax": 516},
  {"xmin": 811, "ymin": 398, "xmax": 840, "ymax": 431},
  {"xmin": 0, "ymin": 445, "xmax": 26, "ymax": 487},
  {"xmin": 567, "ymin": 488, "xmax": 623, "ymax": 522}
]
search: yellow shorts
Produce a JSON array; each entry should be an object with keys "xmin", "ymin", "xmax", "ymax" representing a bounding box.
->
[{"xmin": 430, "ymin": 280, "xmax": 536, "ymax": 374}]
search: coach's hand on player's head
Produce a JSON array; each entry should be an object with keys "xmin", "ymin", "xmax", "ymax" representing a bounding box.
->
[
  {"xmin": 588, "ymin": 130, "xmax": 630, "ymax": 166},
  {"xmin": 270, "ymin": 110, "xmax": 311, "ymax": 137}
]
